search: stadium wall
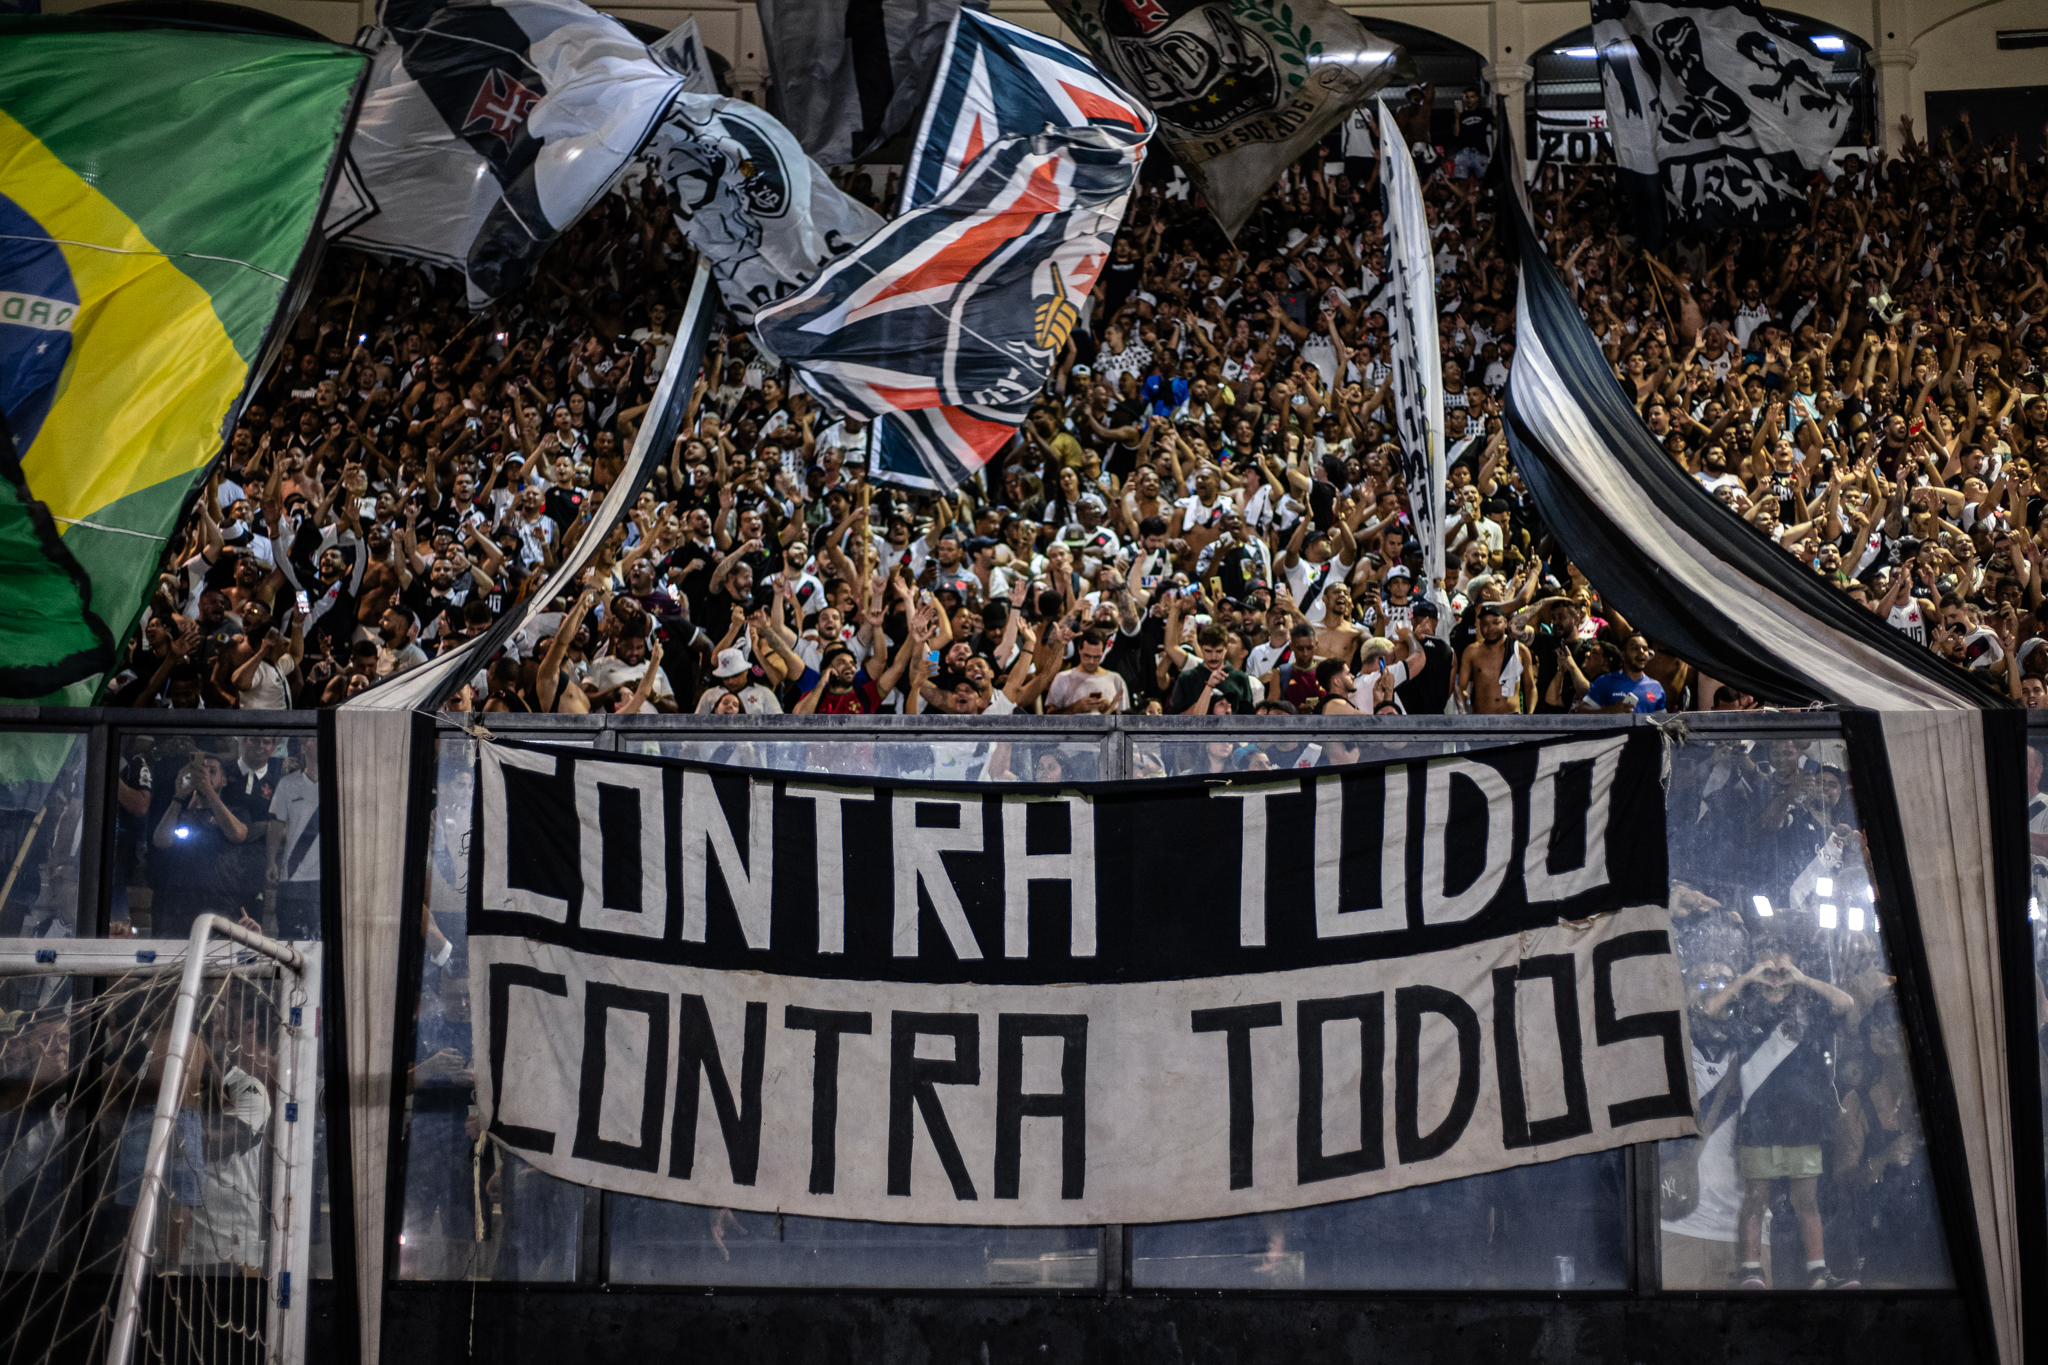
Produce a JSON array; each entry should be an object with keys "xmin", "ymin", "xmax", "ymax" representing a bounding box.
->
[{"xmin": 41, "ymin": 0, "xmax": 2048, "ymax": 156}]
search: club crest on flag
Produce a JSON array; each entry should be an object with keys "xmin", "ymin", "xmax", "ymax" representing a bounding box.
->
[
  {"xmin": 462, "ymin": 68, "xmax": 540, "ymax": 145},
  {"xmin": 1035, "ymin": 263, "xmax": 1080, "ymax": 353}
]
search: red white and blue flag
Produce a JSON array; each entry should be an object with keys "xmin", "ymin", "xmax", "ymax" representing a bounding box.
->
[{"xmin": 758, "ymin": 10, "xmax": 1151, "ymax": 491}]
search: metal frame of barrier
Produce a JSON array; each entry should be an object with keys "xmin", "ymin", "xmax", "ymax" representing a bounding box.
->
[{"xmin": 1, "ymin": 705, "xmax": 2038, "ymax": 1365}]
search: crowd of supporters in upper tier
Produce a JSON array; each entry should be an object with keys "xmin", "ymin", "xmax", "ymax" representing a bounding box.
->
[{"xmin": 117, "ymin": 92, "xmax": 2048, "ymax": 719}]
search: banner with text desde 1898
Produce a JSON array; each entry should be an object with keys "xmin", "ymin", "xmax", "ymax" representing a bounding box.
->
[{"xmin": 468, "ymin": 730, "xmax": 1695, "ymax": 1224}]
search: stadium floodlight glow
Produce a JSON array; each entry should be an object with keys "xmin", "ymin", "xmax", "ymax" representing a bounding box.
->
[
  {"xmin": 1811, "ymin": 34, "xmax": 1846, "ymax": 50},
  {"xmin": 1560, "ymin": 45, "xmax": 1599, "ymax": 57},
  {"xmin": 1815, "ymin": 877, "xmax": 1833, "ymax": 896},
  {"xmin": 1849, "ymin": 905, "xmax": 1865, "ymax": 932},
  {"xmin": 1818, "ymin": 903, "xmax": 1839, "ymax": 929},
  {"xmin": 2033, "ymin": 897, "xmax": 2044, "ymax": 923},
  {"xmin": 1753, "ymin": 895, "xmax": 1774, "ymax": 917}
]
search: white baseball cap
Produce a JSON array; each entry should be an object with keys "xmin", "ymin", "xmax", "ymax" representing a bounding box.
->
[{"xmin": 712, "ymin": 648, "xmax": 751, "ymax": 679}]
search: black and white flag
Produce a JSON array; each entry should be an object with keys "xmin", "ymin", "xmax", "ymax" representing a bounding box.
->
[
  {"xmin": 1047, "ymin": 0, "xmax": 1407, "ymax": 238},
  {"xmin": 327, "ymin": 0, "xmax": 683, "ymax": 306},
  {"xmin": 469, "ymin": 731, "xmax": 1697, "ymax": 1224},
  {"xmin": 1497, "ymin": 121, "xmax": 1999, "ymax": 710},
  {"xmin": 642, "ymin": 95, "xmax": 883, "ymax": 326},
  {"xmin": 1592, "ymin": 0, "xmax": 1844, "ymax": 242},
  {"xmin": 1377, "ymin": 96, "xmax": 1446, "ymax": 610},
  {"xmin": 755, "ymin": 0, "xmax": 963, "ymax": 165}
]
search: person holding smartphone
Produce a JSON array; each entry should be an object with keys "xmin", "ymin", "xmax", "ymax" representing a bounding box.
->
[{"xmin": 148, "ymin": 749, "xmax": 249, "ymax": 939}]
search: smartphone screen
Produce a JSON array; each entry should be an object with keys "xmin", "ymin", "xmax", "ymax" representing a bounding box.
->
[{"xmin": 295, "ymin": 590, "xmax": 311, "ymax": 615}]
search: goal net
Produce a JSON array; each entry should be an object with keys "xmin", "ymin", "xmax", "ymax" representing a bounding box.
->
[{"xmin": 0, "ymin": 918, "xmax": 320, "ymax": 1365}]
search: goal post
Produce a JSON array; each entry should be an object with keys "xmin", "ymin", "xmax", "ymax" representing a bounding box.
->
[{"xmin": 0, "ymin": 917, "xmax": 321, "ymax": 1365}]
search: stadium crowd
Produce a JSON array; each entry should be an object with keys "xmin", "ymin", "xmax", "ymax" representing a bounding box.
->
[
  {"xmin": 15, "ymin": 89, "xmax": 2018, "ymax": 1298},
  {"xmin": 109, "ymin": 93, "xmax": 2048, "ymax": 720}
]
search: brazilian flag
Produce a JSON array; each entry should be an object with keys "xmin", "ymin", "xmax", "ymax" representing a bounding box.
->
[{"xmin": 0, "ymin": 16, "xmax": 365, "ymax": 700}]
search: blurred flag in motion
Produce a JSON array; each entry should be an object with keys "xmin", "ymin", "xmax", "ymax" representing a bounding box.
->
[
  {"xmin": 755, "ymin": 0, "xmax": 962, "ymax": 165},
  {"xmin": 328, "ymin": 0, "xmax": 682, "ymax": 306},
  {"xmin": 1045, "ymin": 0, "xmax": 1406, "ymax": 237},
  {"xmin": 1593, "ymin": 0, "xmax": 1846, "ymax": 244},
  {"xmin": 0, "ymin": 16, "xmax": 363, "ymax": 701},
  {"xmin": 759, "ymin": 10, "xmax": 1152, "ymax": 491}
]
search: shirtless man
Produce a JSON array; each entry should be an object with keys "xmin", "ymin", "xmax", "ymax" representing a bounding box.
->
[
  {"xmin": 1311, "ymin": 583, "xmax": 1366, "ymax": 663},
  {"xmin": 1457, "ymin": 603, "xmax": 1532, "ymax": 715}
]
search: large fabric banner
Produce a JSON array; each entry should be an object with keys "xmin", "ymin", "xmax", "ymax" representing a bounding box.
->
[
  {"xmin": 469, "ymin": 731, "xmax": 1696, "ymax": 1224},
  {"xmin": 642, "ymin": 94, "xmax": 883, "ymax": 325},
  {"xmin": 0, "ymin": 17, "xmax": 364, "ymax": 702},
  {"xmin": 1046, "ymin": 0, "xmax": 1406, "ymax": 237},
  {"xmin": 1592, "ymin": 0, "xmax": 1845, "ymax": 243},
  {"xmin": 1496, "ymin": 115, "xmax": 1999, "ymax": 710},
  {"xmin": 330, "ymin": 0, "xmax": 683, "ymax": 306},
  {"xmin": 756, "ymin": 0, "xmax": 962, "ymax": 165},
  {"xmin": 756, "ymin": 64, "xmax": 1150, "ymax": 492},
  {"xmin": 1376, "ymin": 96, "xmax": 1446, "ymax": 613}
]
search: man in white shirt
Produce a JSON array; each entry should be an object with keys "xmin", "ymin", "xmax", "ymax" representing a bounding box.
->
[
  {"xmin": 1281, "ymin": 528, "xmax": 1355, "ymax": 626},
  {"xmin": 1046, "ymin": 629, "xmax": 1130, "ymax": 714},
  {"xmin": 584, "ymin": 631, "xmax": 678, "ymax": 711},
  {"xmin": 268, "ymin": 741, "xmax": 322, "ymax": 939}
]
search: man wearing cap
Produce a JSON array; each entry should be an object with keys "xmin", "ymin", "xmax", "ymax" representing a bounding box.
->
[
  {"xmin": 370, "ymin": 601, "xmax": 428, "ymax": 678},
  {"xmin": 693, "ymin": 648, "xmax": 783, "ymax": 714},
  {"xmin": 1457, "ymin": 603, "xmax": 1532, "ymax": 715},
  {"xmin": 1365, "ymin": 565, "xmax": 1416, "ymax": 638},
  {"xmin": 961, "ymin": 535, "xmax": 1012, "ymax": 605},
  {"xmin": 1071, "ymin": 495, "xmax": 1121, "ymax": 579},
  {"xmin": 1379, "ymin": 600, "xmax": 1455, "ymax": 715}
]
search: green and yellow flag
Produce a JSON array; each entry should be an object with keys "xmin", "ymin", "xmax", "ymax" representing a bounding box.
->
[{"xmin": 0, "ymin": 17, "xmax": 364, "ymax": 701}]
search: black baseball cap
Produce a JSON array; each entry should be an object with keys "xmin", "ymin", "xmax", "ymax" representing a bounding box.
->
[{"xmin": 1411, "ymin": 601, "xmax": 1441, "ymax": 619}]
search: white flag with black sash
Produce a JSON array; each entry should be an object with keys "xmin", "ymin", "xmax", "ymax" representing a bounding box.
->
[
  {"xmin": 328, "ymin": 0, "xmax": 683, "ymax": 306},
  {"xmin": 1592, "ymin": 0, "xmax": 1845, "ymax": 243},
  {"xmin": 1377, "ymin": 96, "xmax": 1446, "ymax": 609}
]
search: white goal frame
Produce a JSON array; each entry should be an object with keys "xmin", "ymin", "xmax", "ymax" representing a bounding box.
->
[{"xmin": 0, "ymin": 915, "xmax": 321, "ymax": 1365}]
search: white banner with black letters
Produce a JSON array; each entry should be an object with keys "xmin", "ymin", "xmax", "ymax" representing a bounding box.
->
[
  {"xmin": 1592, "ymin": 0, "xmax": 1845, "ymax": 242},
  {"xmin": 469, "ymin": 731, "xmax": 1696, "ymax": 1223}
]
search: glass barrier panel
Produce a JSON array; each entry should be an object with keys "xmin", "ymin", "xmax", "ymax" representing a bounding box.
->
[
  {"xmin": 1131, "ymin": 1154, "xmax": 1627, "ymax": 1289},
  {"xmin": 2025, "ymin": 734, "xmax": 2048, "ymax": 1293},
  {"xmin": 1659, "ymin": 736, "xmax": 1951, "ymax": 1291},
  {"xmin": 399, "ymin": 737, "xmax": 587, "ymax": 1282},
  {"xmin": 0, "ymin": 730, "xmax": 85, "ymax": 941},
  {"xmin": 626, "ymin": 736, "xmax": 1106, "ymax": 784},
  {"xmin": 1128, "ymin": 733, "xmax": 1513, "ymax": 780},
  {"xmin": 606, "ymin": 1199, "xmax": 1100, "ymax": 1289},
  {"xmin": 110, "ymin": 733, "xmax": 321, "ymax": 941}
]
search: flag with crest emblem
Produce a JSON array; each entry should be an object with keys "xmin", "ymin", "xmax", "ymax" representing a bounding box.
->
[
  {"xmin": 764, "ymin": 10, "xmax": 1152, "ymax": 491},
  {"xmin": 327, "ymin": 0, "xmax": 683, "ymax": 306}
]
